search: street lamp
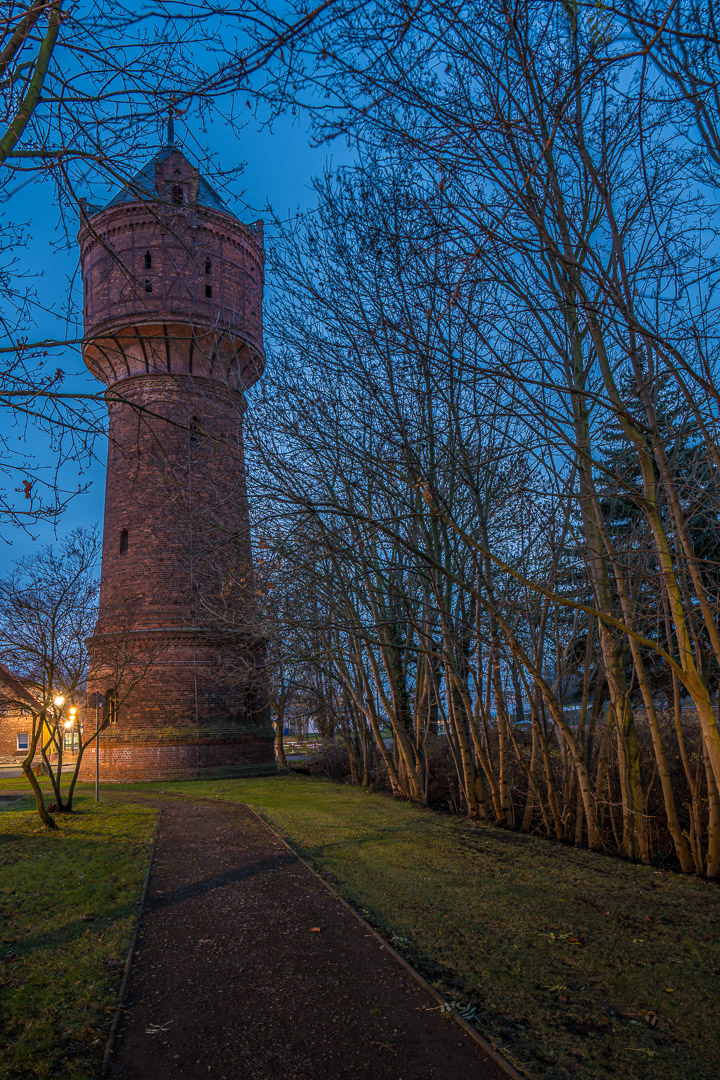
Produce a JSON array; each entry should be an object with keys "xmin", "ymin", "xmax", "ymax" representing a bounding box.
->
[
  {"xmin": 53, "ymin": 695, "xmax": 65, "ymax": 708},
  {"xmin": 86, "ymin": 692, "xmax": 106, "ymax": 803}
]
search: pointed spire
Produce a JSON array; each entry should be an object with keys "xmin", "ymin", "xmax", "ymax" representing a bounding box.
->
[{"xmin": 165, "ymin": 102, "xmax": 175, "ymax": 148}]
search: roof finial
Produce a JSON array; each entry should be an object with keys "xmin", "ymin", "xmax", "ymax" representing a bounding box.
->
[{"xmin": 166, "ymin": 101, "xmax": 175, "ymax": 147}]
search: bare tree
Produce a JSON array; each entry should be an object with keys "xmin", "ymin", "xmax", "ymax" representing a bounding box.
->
[{"xmin": 0, "ymin": 527, "xmax": 156, "ymax": 823}]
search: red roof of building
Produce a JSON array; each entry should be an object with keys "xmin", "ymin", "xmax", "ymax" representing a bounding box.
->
[{"xmin": 0, "ymin": 663, "xmax": 41, "ymax": 709}]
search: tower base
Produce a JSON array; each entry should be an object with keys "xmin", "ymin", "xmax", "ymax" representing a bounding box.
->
[{"xmin": 78, "ymin": 732, "xmax": 276, "ymax": 783}]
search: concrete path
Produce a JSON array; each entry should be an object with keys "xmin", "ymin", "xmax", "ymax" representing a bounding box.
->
[{"xmin": 106, "ymin": 799, "xmax": 505, "ymax": 1080}]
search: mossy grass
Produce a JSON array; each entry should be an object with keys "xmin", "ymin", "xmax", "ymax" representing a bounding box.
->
[
  {"xmin": 0, "ymin": 794, "xmax": 157, "ymax": 1079},
  {"xmin": 128, "ymin": 772, "xmax": 718, "ymax": 1080}
]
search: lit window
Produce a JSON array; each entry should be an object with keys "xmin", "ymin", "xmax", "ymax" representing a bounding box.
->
[
  {"xmin": 16, "ymin": 733, "xmax": 29, "ymax": 751},
  {"xmin": 171, "ymin": 184, "xmax": 184, "ymax": 205},
  {"xmin": 119, "ymin": 528, "xmax": 128, "ymax": 554}
]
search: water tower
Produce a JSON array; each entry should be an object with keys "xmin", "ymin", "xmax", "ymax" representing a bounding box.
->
[{"xmin": 78, "ymin": 134, "xmax": 275, "ymax": 780}]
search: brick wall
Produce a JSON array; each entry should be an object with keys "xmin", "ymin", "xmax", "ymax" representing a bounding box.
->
[
  {"xmin": 79, "ymin": 200, "xmax": 265, "ymax": 388},
  {"xmin": 0, "ymin": 704, "xmax": 35, "ymax": 761},
  {"xmin": 86, "ymin": 630, "xmax": 272, "ymax": 736},
  {"xmin": 91, "ymin": 374, "xmax": 251, "ymax": 633},
  {"xmin": 78, "ymin": 738, "xmax": 275, "ymax": 783}
]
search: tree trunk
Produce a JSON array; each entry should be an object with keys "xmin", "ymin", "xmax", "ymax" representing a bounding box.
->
[{"xmin": 21, "ymin": 713, "xmax": 57, "ymax": 830}]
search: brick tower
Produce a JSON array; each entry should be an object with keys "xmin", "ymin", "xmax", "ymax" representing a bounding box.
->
[{"xmin": 78, "ymin": 134, "xmax": 275, "ymax": 781}]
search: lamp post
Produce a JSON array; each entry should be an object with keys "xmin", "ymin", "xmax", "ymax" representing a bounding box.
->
[
  {"xmin": 68, "ymin": 707, "xmax": 77, "ymax": 755},
  {"xmin": 86, "ymin": 692, "xmax": 105, "ymax": 802},
  {"xmin": 49, "ymin": 695, "xmax": 65, "ymax": 773}
]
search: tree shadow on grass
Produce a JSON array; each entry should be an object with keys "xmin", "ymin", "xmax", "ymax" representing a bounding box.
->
[{"xmin": 9, "ymin": 852, "xmax": 296, "ymax": 963}]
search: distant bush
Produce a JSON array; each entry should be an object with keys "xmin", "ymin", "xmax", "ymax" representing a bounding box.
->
[{"xmin": 294, "ymin": 741, "xmax": 352, "ymax": 781}]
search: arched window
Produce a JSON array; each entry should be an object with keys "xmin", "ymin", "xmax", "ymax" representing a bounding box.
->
[
  {"xmin": 119, "ymin": 528, "xmax": 129, "ymax": 554},
  {"xmin": 105, "ymin": 689, "xmax": 118, "ymax": 725},
  {"xmin": 171, "ymin": 184, "xmax": 184, "ymax": 205},
  {"xmin": 145, "ymin": 251, "xmax": 152, "ymax": 269}
]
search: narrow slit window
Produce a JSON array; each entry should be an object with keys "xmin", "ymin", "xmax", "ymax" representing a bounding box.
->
[
  {"xmin": 205, "ymin": 284, "xmax": 212, "ymax": 298},
  {"xmin": 205, "ymin": 259, "xmax": 212, "ymax": 275},
  {"xmin": 145, "ymin": 280, "xmax": 152, "ymax": 294},
  {"xmin": 105, "ymin": 690, "xmax": 118, "ymax": 725},
  {"xmin": 119, "ymin": 528, "xmax": 129, "ymax": 554},
  {"xmin": 189, "ymin": 416, "xmax": 200, "ymax": 443},
  {"xmin": 145, "ymin": 251, "xmax": 152, "ymax": 269},
  {"xmin": 171, "ymin": 184, "xmax": 184, "ymax": 205}
]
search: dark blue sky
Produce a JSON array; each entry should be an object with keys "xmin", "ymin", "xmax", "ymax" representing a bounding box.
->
[{"xmin": 1, "ymin": 107, "xmax": 348, "ymax": 568}]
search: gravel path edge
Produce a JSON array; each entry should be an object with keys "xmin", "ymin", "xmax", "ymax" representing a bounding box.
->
[{"xmin": 100, "ymin": 807, "xmax": 162, "ymax": 1080}]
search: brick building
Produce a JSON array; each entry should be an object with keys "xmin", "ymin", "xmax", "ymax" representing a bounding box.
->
[
  {"xmin": 77, "ymin": 133, "xmax": 276, "ymax": 781},
  {"xmin": 0, "ymin": 664, "xmax": 40, "ymax": 763}
]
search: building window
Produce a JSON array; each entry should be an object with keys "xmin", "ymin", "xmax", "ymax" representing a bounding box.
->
[
  {"xmin": 205, "ymin": 284, "xmax": 212, "ymax": 298},
  {"xmin": 64, "ymin": 730, "xmax": 79, "ymax": 753},
  {"xmin": 189, "ymin": 415, "xmax": 200, "ymax": 443},
  {"xmin": 16, "ymin": 733, "xmax": 29, "ymax": 752},
  {"xmin": 119, "ymin": 528, "xmax": 129, "ymax": 554},
  {"xmin": 145, "ymin": 251, "xmax": 152, "ymax": 269},
  {"xmin": 205, "ymin": 259, "xmax": 212, "ymax": 275},
  {"xmin": 171, "ymin": 184, "xmax": 184, "ymax": 205},
  {"xmin": 145, "ymin": 280, "xmax": 152, "ymax": 294},
  {"xmin": 105, "ymin": 689, "xmax": 118, "ymax": 725}
]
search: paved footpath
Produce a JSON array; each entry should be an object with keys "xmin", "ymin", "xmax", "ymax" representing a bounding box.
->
[{"xmin": 106, "ymin": 799, "xmax": 505, "ymax": 1080}]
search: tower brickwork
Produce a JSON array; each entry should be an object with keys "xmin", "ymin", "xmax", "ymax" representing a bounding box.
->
[{"xmin": 78, "ymin": 142, "xmax": 275, "ymax": 781}]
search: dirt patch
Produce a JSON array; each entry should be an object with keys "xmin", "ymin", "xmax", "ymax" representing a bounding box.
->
[{"xmin": 106, "ymin": 799, "xmax": 502, "ymax": 1080}]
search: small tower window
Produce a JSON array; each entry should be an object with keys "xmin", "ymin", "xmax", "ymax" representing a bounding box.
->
[
  {"xmin": 145, "ymin": 251, "xmax": 152, "ymax": 269},
  {"xmin": 119, "ymin": 528, "xmax": 129, "ymax": 554},
  {"xmin": 189, "ymin": 416, "xmax": 200, "ymax": 443},
  {"xmin": 145, "ymin": 280, "xmax": 152, "ymax": 293},
  {"xmin": 205, "ymin": 284, "xmax": 213, "ymax": 298},
  {"xmin": 205, "ymin": 259, "xmax": 212, "ymax": 275},
  {"xmin": 105, "ymin": 689, "xmax": 118, "ymax": 725},
  {"xmin": 171, "ymin": 184, "xmax": 184, "ymax": 205}
]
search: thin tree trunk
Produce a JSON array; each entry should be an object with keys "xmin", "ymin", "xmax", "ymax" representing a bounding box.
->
[{"xmin": 21, "ymin": 712, "xmax": 57, "ymax": 830}]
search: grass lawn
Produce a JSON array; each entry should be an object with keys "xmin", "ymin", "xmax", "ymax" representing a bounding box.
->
[
  {"xmin": 0, "ymin": 790, "xmax": 157, "ymax": 1080},
  {"xmin": 133, "ymin": 772, "xmax": 720, "ymax": 1080}
]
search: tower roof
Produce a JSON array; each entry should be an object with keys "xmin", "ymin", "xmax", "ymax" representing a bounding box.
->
[{"xmin": 103, "ymin": 142, "xmax": 236, "ymax": 217}]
